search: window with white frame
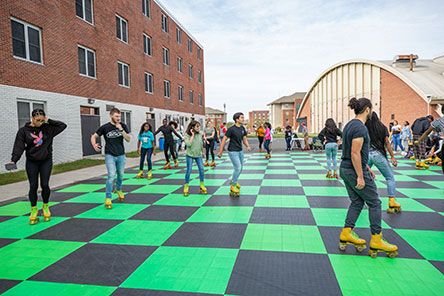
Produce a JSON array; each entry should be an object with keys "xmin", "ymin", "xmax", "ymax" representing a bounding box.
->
[
  {"xmin": 188, "ymin": 39, "xmax": 192, "ymax": 53},
  {"xmin": 197, "ymin": 47, "xmax": 201, "ymax": 60},
  {"xmin": 189, "ymin": 64, "xmax": 193, "ymax": 79},
  {"xmin": 144, "ymin": 72, "xmax": 153, "ymax": 93},
  {"xmin": 116, "ymin": 15, "xmax": 128, "ymax": 43},
  {"xmin": 161, "ymin": 13, "xmax": 168, "ymax": 33},
  {"xmin": 198, "ymin": 93, "xmax": 202, "ymax": 106},
  {"xmin": 17, "ymin": 100, "xmax": 45, "ymax": 128},
  {"xmin": 76, "ymin": 0, "xmax": 93, "ymax": 24},
  {"xmin": 142, "ymin": 0, "xmax": 150, "ymax": 18},
  {"xmin": 190, "ymin": 90, "xmax": 194, "ymax": 104},
  {"xmin": 176, "ymin": 28, "xmax": 181, "ymax": 44},
  {"xmin": 11, "ymin": 18, "xmax": 43, "ymax": 64},
  {"xmin": 120, "ymin": 110, "xmax": 132, "ymax": 132},
  {"xmin": 143, "ymin": 33, "xmax": 151, "ymax": 56},
  {"xmin": 164, "ymin": 80, "xmax": 170, "ymax": 98},
  {"xmin": 178, "ymin": 85, "xmax": 183, "ymax": 102},
  {"xmin": 78, "ymin": 45, "xmax": 96, "ymax": 78},
  {"xmin": 118, "ymin": 61, "xmax": 130, "ymax": 87},
  {"xmin": 163, "ymin": 47, "xmax": 169, "ymax": 66},
  {"xmin": 177, "ymin": 57, "xmax": 182, "ymax": 73},
  {"xmin": 198, "ymin": 70, "xmax": 201, "ymax": 83}
]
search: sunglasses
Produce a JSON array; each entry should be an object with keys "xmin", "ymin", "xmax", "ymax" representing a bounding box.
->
[{"xmin": 35, "ymin": 119, "xmax": 45, "ymax": 123}]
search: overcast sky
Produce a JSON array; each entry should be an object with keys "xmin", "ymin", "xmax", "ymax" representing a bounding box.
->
[{"xmin": 162, "ymin": 0, "xmax": 444, "ymax": 121}]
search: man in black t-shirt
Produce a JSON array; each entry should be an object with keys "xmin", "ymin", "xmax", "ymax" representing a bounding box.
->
[
  {"xmin": 218, "ymin": 113, "xmax": 251, "ymax": 196},
  {"xmin": 91, "ymin": 108, "xmax": 131, "ymax": 209},
  {"xmin": 154, "ymin": 119, "xmax": 183, "ymax": 169}
]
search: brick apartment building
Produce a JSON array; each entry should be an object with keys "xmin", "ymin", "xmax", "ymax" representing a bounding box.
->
[
  {"xmin": 267, "ymin": 92, "xmax": 306, "ymax": 130},
  {"xmin": 205, "ymin": 107, "xmax": 227, "ymax": 128},
  {"xmin": 248, "ymin": 110, "xmax": 269, "ymax": 132},
  {"xmin": 0, "ymin": 0, "xmax": 205, "ymax": 172},
  {"xmin": 297, "ymin": 55, "xmax": 444, "ymax": 133}
]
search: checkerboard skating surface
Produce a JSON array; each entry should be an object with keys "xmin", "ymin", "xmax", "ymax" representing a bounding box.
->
[{"xmin": 1, "ymin": 152, "xmax": 444, "ymax": 296}]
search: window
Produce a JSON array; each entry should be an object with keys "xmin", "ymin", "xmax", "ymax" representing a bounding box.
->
[
  {"xmin": 143, "ymin": 34, "xmax": 152, "ymax": 56},
  {"xmin": 286, "ymin": 119, "xmax": 289, "ymax": 123},
  {"xmin": 142, "ymin": 0, "xmax": 150, "ymax": 18},
  {"xmin": 190, "ymin": 90, "xmax": 194, "ymax": 104},
  {"xmin": 198, "ymin": 93, "xmax": 202, "ymax": 106},
  {"xmin": 17, "ymin": 100, "xmax": 45, "ymax": 128},
  {"xmin": 144, "ymin": 72, "xmax": 153, "ymax": 93},
  {"xmin": 76, "ymin": 0, "xmax": 93, "ymax": 24},
  {"xmin": 285, "ymin": 111, "xmax": 289, "ymax": 116},
  {"xmin": 164, "ymin": 80, "xmax": 170, "ymax": 98},
  {"xmin": 116, "ymin": 15, "xmax": 128, "ymax": 43},
  {"xmin": 197, "ymin": 47, "xmax": 201, "ymax": 60},
  {"xmin": 177, "ymin": 57, "xmax": 182, "ymax": 72},
  {"xmin": 178, "ymin": 85, "xmax": 183, "ymax": 101},
  {"xmin": 285, "ymin": 104, "xmax": 289, "ymax": 108},
  {"xmin": 120, "ymin": 110, "xmax": 131, "ymax": 132},
  {"xmin": 118, "ymin": 61, "xmax": 130, "ymax": 87},
  {"xmin": 161, "ymin": 13, "xmax": 168, "ymax": 33},
  {"xmin": 296, "ymin": 103, "xmax": 301, "ymax": 112},
  {"xmin": 188, "ymin": 39, "xmax": 192, "ymax": 53},
  {"xmin": 198, "ymin": 70, "xmax": 201, "ymax": 83},
  {"xmin": 78, "ymin": 45, "xmax": 96, "ymax": 78},
  {"xmin": 11, "ymin": 18, "xmax": 43, "ymax": 64},
  {"xmin": 163, "ymin": 47, "xmax": 169, "ymax": 66},
  {"xmin": 176, "ymin": 28, "xmax": 181, "ymax": 44},
  {"xmin": 189, "ymin": 64, "xmax": 193, "ymax": 79}
]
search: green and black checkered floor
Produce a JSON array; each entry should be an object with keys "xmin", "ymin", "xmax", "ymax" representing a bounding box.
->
[{"xmin": 1, "ymin": 152, "xmax": 444, "ymax": 295}]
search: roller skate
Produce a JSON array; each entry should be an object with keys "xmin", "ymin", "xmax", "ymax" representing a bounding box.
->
[
  {"xmin": 235, "ymin": 182, "xmax": 241, "ymax": 190},
  {"xmin": 326, "ymin": 171, "xmax": 333, "ymax": 179},
  {"xmin": 410, "ymin": 155, "xmax": 416, "ymax": 160},
  {"xmin": 368, "ymin": 233, "xmax": 398, "ymax": 259},
  {"xmin": 210, "ymin": 161, "xmax": 216, "ymax": 167},
  {"xmin": 184, "ymin": 183, "xmax": 189, "ymax": 196},
  {"xmin": 136, "ymin": 170, "xmax": 144, "ymax": 179},
  {"xmin": 115, "ymin": 190, "xmax": 124, "ymax": 201},
  {"xmin": 419, "ymin": 160, "xmax": 430, "ymax": 170},
  {"xmin": 204, "ymin": 160, "xmax": 209, "ymax": 167},
  {"xmin": 424, "ymin": 157, "xmax": 433, "ymax": 164},
  {"xmin": 163, "ymin": 161, "xmax": 171, "ymax": 170},
  {"xmin": 147, "ymin": 170, "xmax": 152, "ymax": 180},
  {"xmin": 104, "ymin": 198, "xmax": 112, "ymax": 209},
  {"xmin": 333, "ymin": 171, "xmax": 339, "ymax": 179},
  {"xmin": 387, "ymin": 197, "xmax": 401, "ymax": 213},
  {"xmin": 230, "ymin": 184, "xmax": 240, "ymax": 197},
  {"xmin": 200, "ymin": 182, "xmax": 207, "ymax": 194},
  {"xmin": 265, "ymin": 153, "xmax": 269, "ymax": 159},
  {"xmin": 259, "ymin": 149, "xmax": 263, "ymax": 153},
  {"xmin": 29, "ymin": 206, "xmax": 39, "ymax": 225},
  {"xmin": 42, "ymin": 203, "xmax": 51, "ymax": 222},
  {"xmin": 432, "ymin": 157, "xmax": 441, "ymax": 164},
  {"xmin": 174, "ymin": 159, "xmax": 179, "ymax": 168},
  {"xmin": 338, "ymin": 227, "xmax": 366, "ymax": 252}
]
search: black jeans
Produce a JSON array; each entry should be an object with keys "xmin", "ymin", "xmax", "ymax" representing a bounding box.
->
[
  {"xmin": 205, "ymin": 138, "xmax": 215, "ymax": 161},
  {"xmin": 164, "ymin": 141, "xmax": 176, "ymax": 162},
  {"xmin": 258, "ymin": 136, "xmax": 264, "ymax": 149},
  {"xmin": 26, "ymin": 158, "xmax": 53, "ymax": 207}
]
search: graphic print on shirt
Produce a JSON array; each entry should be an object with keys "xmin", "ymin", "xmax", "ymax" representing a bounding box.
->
[
  {"xmin": 106, "ymin": 130, "xmax": 122, "ymax": 139},
  {"xmin": 31, "ymin": 131, "xmax": 43, "ymax": 147}
]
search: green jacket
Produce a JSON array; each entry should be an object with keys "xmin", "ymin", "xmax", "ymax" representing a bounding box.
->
[{"xmin": 184, "ymin": 133, "xmax": 203, "ymax": 158}]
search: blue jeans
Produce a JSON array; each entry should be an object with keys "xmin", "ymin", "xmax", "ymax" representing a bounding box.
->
[
  {"xmin": 264, "ymin": 139, "xmax": 271, "ymax": 154},
  {"xmin": 105, "ymin": 154, "xmax": 126, "ymax": 199},
  {"xmin": 228, "ymin": 151, "xmax": 244, "ymax": 184},
  {"xmin": 139, "ymin": 148, "xmax": 153, "ymax": 171},
  {"xmin": 325, "ymin": 143, "xmax": 338, "ymax": 171},
  {"xmin": 368, "ymin": 150, "xmax": 396, "ymax": 197},
  {"xmin": 285, "ymin": 137, "xmax": 291, "ymax": 150},
  {"xmin": 185, "ymin": 156, "xmax": 204, "ymax": 184},
  {"xmin": 392, "ymin": 133, "xmax": 403, "ymax": 151}
]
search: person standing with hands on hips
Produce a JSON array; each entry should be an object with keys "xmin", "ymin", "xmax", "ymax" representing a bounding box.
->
[
  {"xmin": 91, "ymin": 108, "xmax": 131, "ymax": 209},
  {"xmin": 218, "ymin": 113, "xmax": 251, "ymax": 197},
  {"xmin": 6, "ymin": 109, "xmax": 67, "ymax": 225}
]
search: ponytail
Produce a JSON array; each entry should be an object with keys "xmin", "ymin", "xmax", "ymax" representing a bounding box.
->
[{"xmin": 348, "ymin": 97, "xmax": 372, "ymax": 115}]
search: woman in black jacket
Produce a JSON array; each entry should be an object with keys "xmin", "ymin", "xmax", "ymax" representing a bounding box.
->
[
  {"xmin": 5, "ymin": 109, "xmax": 67, "ymax": 225},
  {"xmin": 318, "ymin": 118, "xmax": 342, "ymax": 179}
]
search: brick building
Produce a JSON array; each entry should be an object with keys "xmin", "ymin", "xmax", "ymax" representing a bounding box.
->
[
  {"xmin": 297, "ymin": 56, "xmax": 444, "ymax": 133},
  {"xmin": 205, "ymin": 107, "xmax": 226, "ymax": 128},
  {"xmin": 248, "ymin": 110, "xmax": 269, "ymax": 132},
  {"xmin": 267, "ymin": 92, "xmax": 306, "ymax": 130},
  {"xmin": 0, "ymin": 0, "xmax": 205, "ymax": 172}
]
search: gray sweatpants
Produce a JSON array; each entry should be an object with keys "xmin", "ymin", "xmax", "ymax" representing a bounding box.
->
[{"xmin": 340, "ymin": 166, "xmax": 382, "ymax": 235}]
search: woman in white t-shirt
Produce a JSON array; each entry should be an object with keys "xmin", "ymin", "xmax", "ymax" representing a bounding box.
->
[{"xmin": 391, "ymin": 120, "xmax": 403, "ymax": 152}]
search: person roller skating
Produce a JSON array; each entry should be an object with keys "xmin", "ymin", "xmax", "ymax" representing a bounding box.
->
[
  {"xmin": 368, "ymin": 233, "xmax": 398, "ymax": 259},
  {"xmin": 319, "ymin": 118, "xmax": 342, "ymax": 180},
  {"xmin": 104, "ymin": 198, "xmax": 112, "ymax": 209},
  {"xmin": 42, "ymin": 203, "xmax": 51, "ymax": 222},
  {"xmin": 411, "ymin": 115, "xmax": 434, "ymax": 169},
  {"xmin": 137, "ymin": 122, "xmax": 156, "ymax": 179},
  {"xmin": 154, "ymin": 119, "xmax": 183, "ymax": 171},
  {"xmin": 339, "ymin": 227, "xmax": 366, "ymax": 252},
  {"xmin": 263, "ymin": 122, "xmax": 272, "ymax": 159},
  {"xmin": 218, "ymin": 112, "xmax": 251, "ymax": 197},
  {"xmin": 29, "ymin": 206, "xmax": 39, "ymax": 225},
  {"xmin": 183, "ymin": 120, "xmax": 206, "ymax": 196},
  {"xmin": 203, "ymin": 121, "xmax": 216, "ymax": 168},
  {"xmin": 387, "ymin": 197, "xmax": 401, "ymax": 213},
  {"xmin": 339, "ymin": 98, "xmax": 397, "ymax": 258}
]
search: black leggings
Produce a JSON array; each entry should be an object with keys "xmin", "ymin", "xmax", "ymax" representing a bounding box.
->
[
  {"xmin": 258, "ymin": 136, "xmax": 264, "ymax": 149},
  {"xmin": 164, "ymin": 141, "xmax": 176, "ymax": 162},
  {"xmin": 26, "ymin": 158, "xmax": 53, "ymax": 207},
  {"xmin": 205, "ymin": 138, "xmax": 215, "ymax": 161}
]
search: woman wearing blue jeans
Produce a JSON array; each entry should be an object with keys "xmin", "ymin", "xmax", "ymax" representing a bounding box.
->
[
  {"xmin": 183, "ymin": 120, "xmax": 206, "ymax": 196},
  {"xmin": 218, "ymin": 112, "xmax": 251, "ymax": 197},
  {"xmin": 366, "ymin": 112, "xmax": 400, "ymax": 213},
  {"xmin": 391, "ymin": 120, "xmax": 403, "ymax": 152},
  {"xmin": 318, "ymin": 118, "xmax": 342, "ymax": 179}
]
